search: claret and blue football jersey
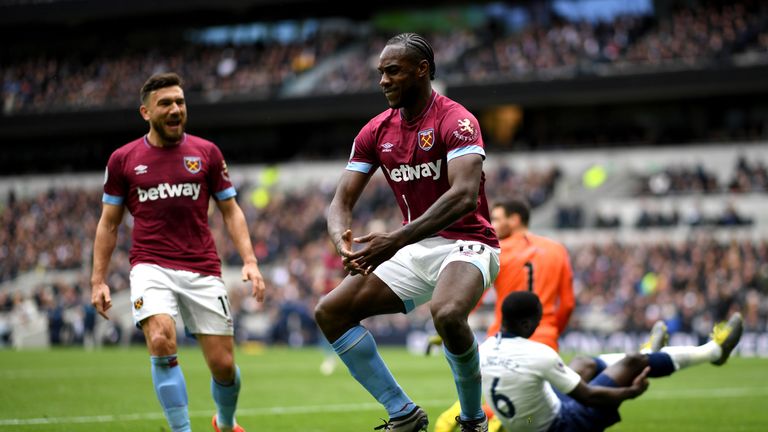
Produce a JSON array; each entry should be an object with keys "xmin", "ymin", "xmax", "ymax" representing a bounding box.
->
[
  {"xmin": 103, "ymin": 133, "xmax": 235, "ymax": 277},
  {"xmin": 347, "ymin": 91, "xmax": 499, "ymax": 248}
]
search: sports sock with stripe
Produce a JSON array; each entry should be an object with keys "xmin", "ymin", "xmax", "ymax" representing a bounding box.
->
[{"xmin": 151, "ymin": 355, "xmax": 190, "ymax": 432}]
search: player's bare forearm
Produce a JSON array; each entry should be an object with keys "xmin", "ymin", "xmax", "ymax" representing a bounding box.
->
[
  {"xmin": 218, "ymin": 199, "xmax": 257, "ymax": 264},
  {"xmin": 90, "ymin": 205, "xmax": 123, "ymax": 284},
  {"xmin": 394, "ymin": 186, "xmax": 477, "ymax": 245},
  {"xmin": 328, "ymin": 170, "xmax": 370, "ymax": 254},
  {"xmin": 569, "ymin": 383, "xmax": 627, "ymax": 406},
  {"xmin": 327, "ymin": 200, "xmax": 354, "ymax": 254},
  {"xmin": 348, "ymin": 157, "xmax": 482, "ymax": 274},
  {"xmin": 349, "ymin": 191, "xmax": 474, "ymax": 274},
  {"xmin": 568, "ymin": 369, "xmax": 649, "ymax": 407},
  {"xmin": 91, "ymin": 225, "xmax": 117, "ymax": 284},
  {"xmin": 328, "ymin": 205, "xmax": 366, "ymax": 274},
  {"xmin": 90, "ymin": 204, "xmax": 123, "ymax": 319},
  {"xmin": 393, "ymin": 154, "xmax": 482, "ymax": 245},
  {"xmin": 217, "ymin": 198, "xmax": 266, "ymax": 300}
]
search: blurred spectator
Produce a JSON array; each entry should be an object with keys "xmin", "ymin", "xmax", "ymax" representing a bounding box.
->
[
  {"xmin": 637, "ymin": 156, "xmax": 768, "ymax": 197},
  {"xmin": 638, "ymin": 164, "xmax": 720, "ymax": 195},
  {"xmin": 635, "ymin": 204, "xmax": 679, "ymax": 228},
  {"xmin": 729, "ymin": 156, "xmax": 768, "ymax": 193},
  {"xmin": 557, "ymin": 204, "xmax": 584, "ymax": 228},
  {"xmin": 594, "ymin": 211, "xmax": 621, "ymax": 228}
]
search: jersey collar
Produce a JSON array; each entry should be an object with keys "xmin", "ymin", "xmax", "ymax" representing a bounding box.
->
[
  {"xmin": 144, "ymin": 133, "xmax": 187, "ymax": 149},
  {"xmin": 399, "ymin": 90, "xmax": 437, "ymax": 124}
]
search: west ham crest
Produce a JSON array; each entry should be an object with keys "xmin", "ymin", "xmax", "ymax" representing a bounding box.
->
[
  {"xmin": 418, "ymin": 129, "xmax": 434, "ymax": 151},
  {"xmin": 184, "ymin": 156, "xmax": 202, "ymax": 174}
]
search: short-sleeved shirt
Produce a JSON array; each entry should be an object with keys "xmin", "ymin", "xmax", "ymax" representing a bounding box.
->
[
  {"xmin": 102, "ymin": 133, "xmax": 235, "ymax": 277},
  {"xmin": 346, "ymin": 91, "xmax": 498, "ymax": 248},
  {"xmin": 479, "ymin": 334, "xmax": 582, "ymax": 432},
  {"xmin": 486, "ymin": 232, "xmax": 575, "ymax": 349}
]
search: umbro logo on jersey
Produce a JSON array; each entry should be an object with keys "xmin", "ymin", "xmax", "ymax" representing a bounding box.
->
[
  {"xmin": 137, "ymin": 182, "xmax": 201, "ymax": 202},
  {"xmin": 134, "ymin": 164, "xmax": 148, "ymax": 175},
  {"xmin": 385, "ymin": 160, "xmax": 441, "ymax": 182},
  {"xmin": 381, "ymin": 142, "xmax": 394, "ymax": 153}
]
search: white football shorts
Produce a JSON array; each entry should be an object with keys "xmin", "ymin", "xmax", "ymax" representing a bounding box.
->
[
  {"xmin": 373, "ymin": 237, "xmax": 500, "ymax": 313},
  {"xmin": 129, "ymin": 263, "xmax": 234, "ymax": 335}
]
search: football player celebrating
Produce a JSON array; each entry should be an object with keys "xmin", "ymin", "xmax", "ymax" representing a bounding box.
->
[{"xmin": 91, "ymin": 72, "xmax": 265, "ymax": 432}]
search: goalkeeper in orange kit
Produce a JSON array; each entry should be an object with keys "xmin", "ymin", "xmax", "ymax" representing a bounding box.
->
[{"xmin": 434, "ymin": 197, "xmax": 575, "ymax": 432}]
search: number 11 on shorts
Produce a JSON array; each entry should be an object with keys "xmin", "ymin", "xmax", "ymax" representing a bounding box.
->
[{"xmin": 217, "ymin": 295, "xmax": 230, "ymax": 317}]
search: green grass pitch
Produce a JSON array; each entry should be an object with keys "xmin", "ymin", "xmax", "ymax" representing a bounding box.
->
[{"xmin": 0, "ymin": 346, "xmax": 766, "ymax": 431}]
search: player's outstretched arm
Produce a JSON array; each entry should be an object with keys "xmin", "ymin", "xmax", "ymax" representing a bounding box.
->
[
  {"xmin": 327, "ymin": 170, "xmax": 372, "ymax": 275},
  {"xmin": 90, "ymin": 203, "xmax": 125, "ymax": 319},
  {"xmin": 567, "ymin": 366, "xmax": 650, "ymax": 407},
  {"xmin": 217, "ymin": 198, "xmax": 265, "ymax": 302}
]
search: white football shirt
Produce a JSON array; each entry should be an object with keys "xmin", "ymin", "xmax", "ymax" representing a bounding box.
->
[{"xmin": 479, "ymin": 334, "xmax": 582, "ymax": 432}]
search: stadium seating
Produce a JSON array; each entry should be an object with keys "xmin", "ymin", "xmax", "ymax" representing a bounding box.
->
[
  {"xmin": 3, "ymin": 1, "xmax": 768, "ymax": 113},
  {"xmin": 1, "ymin": 0, "xmax": 766, "ymax": 354},
  {"xmin": 1, "ymin": 142, "xmax": 765, "ymax": 349}
]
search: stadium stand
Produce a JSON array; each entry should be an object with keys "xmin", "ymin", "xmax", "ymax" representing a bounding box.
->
[
  {"xmin": 1, "ymin": 143, "xmax": 766, "ymax": 351},
  {"xmin": 4, "ymin": 1, "xmax": 768, "ymax": 111},
  {"xmin": 1, "ymin": 0, "xmax": 767, "ymax": 358}
]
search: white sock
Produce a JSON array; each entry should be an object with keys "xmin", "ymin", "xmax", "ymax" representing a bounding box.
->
[{"xmin": 660, "ymin": 341, "xmax": 721, "ymax": 370}]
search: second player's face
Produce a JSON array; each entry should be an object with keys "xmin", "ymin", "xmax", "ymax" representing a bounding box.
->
[
  {"xmin": 377, "ymin": 45, "xmax": 419, "ymax": 109},
  {"xmin": 491, "ymin": 207, "xmax": 511, "ymax": 239},
  {"xmin": 145, "ymin": 86, "xmax": 187, "ymax": 144}
]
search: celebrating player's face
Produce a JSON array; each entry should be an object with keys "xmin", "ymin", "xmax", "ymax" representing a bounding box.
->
[
  {"xmin": 377, "ymin": 45, "xmax": 419, "ymax": 109},
  {"xmin": 144, "ymin": 86, "xmax": 187, "ymax": 144}
]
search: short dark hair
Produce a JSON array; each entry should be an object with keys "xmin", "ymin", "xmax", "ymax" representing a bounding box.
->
[
  {"xmin": 501, "ymin": 291, "xmax": 542, "ymax": 332},
  {"xmin": 386, "ymin": 32, "xmax": 436, "ymax": 80},
  {"xmin": 140, "ymin": 72, "xmax": 183, "ymax": 104},
  {"xmin": 494, "ymin": 196, "xmax": 531, "ymax": 226}
]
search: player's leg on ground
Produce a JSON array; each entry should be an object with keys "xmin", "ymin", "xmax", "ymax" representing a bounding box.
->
[
  {"xmin": 598, "ymin": 353, "xmax": 656, "ymax": 387},
  {"xmin": 600, "ymin": 313, "xmax": 744, "ymax": 387},
  {"xmin": 198, "ymin": 334, "xmax": 242, "ymax": 432},
  {"xmin": 568, "ymin": 356, "xmax": 603, "ymax": 381},
  {"xmin": 314, "ymin": 274, "xmax": 419, "ymax": 420},
  {"xmin": 432, "ymin": 261, "xmax": 487, "ymax": 424},
  {"xmin": 143, "ymin": 314, "xmax": 191, "ymax": 432},
  {"xmin": 606, "ymin": 313, "xmax": 745, "ymax": 377},
  {"xmin": 661, "ymin": 312, "xmax": 743, "ymax": 369},
  {"xmin": 570, "ymin": 321, "xmax": 671, "ymax": 381}
]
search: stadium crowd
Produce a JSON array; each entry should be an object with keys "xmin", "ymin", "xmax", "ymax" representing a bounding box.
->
[
  {"xmin": 1, "ymin": 28, "xmax": 355, "ymax": 114},
  {"xmin": 2, "ymin": 159, "xmax": 766, "ymax": 347},
  {"xmin": 3, "ymin": 1, "xmax": 768, "ymax": 113},
  {"xmin": 0, "ymin": 164, "xmax": 560, "ymax": 346},
  {"xmin": 637, "ymin": 156, "xmax": 768, "ymax": 196},
  {"xmin": 318, "ymin": 0, "xmax": 768, "ymax": 93},
  {"xmin": 570, "ymin": 237, "xmax": 768, "ymax": 338}
]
